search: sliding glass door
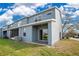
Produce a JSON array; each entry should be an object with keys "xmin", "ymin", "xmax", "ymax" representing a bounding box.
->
[{"xmin": 39, "ymin": 28, "xmax": 48, "ymax": 41}]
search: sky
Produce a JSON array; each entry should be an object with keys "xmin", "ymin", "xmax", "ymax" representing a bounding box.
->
[{"xmin": 0, "ymin": 3, "xmax": 79, "ymax": 28}]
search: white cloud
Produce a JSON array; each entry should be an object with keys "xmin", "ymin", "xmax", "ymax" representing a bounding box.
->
[
  {"xmin": 0, "ymin": 3, "xmax": 40, "ymax": 26},
  {"xmin": 0, "ymin": 9, "xmax": 14, "ymax": 25},
  {"xmin": 34, "ymin": 3, "xmax": 46, "ymax": 6},
  {"xmin": 59, "ymin": 4, "xmax": 79, "ymax": 19},
  {"xmin": 12, "ymin": 5, "xmax": 36, "ymax": 16},
  {"xmin": 65, "ymin": 4, "xmax": 79, "ymax": 16},
  {"xmin": 69, "ymin": 4, "xmax": 79, "ymax": 9},
  {"xmin": 13, "ymin": 3, "xmax": 46, "ymax": 8},
  {"xmin": 10, "ymin": 3, "xmax": 46, "ymax": 17},
  {"xmin": 33, "ymin": 3, "xmax": 47, "ymax": 8},
  {"xmin": 0, "ymin": 8, "xmax": 8, "ymax": 12},
  {"xmin": 4, "ymin": 9, "xmax": 14, "ymax": 16},
  {"xmin": 74, "ymin": 10, "xmax": 79, "ymax": 16},
  {"xmin": 71, "ymin": 15, "xmax": 76, "ymax": 18}
]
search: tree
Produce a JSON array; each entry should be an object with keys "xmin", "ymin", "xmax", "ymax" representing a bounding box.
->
[
  {"xmin": 65, "ymin": 26, "xmax": 77, "ymax": 38},
  {"xmin": 59, "ymin": 6, "xmax": 73, "ymax": 38},
  {"xmin": 62, "ymin": 13, "xmax": 74, "ymax": 38},
  {"xmin": 59, "ymin": 6, "xmax": 79, "ymax": 39}
]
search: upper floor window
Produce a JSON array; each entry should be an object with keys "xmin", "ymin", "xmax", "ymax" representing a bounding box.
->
[
  {"xmin": 35, "ymin": 16, "xmax": 41, "ymax": 22},
  {"xmin": 35, "ymin": 19, "xmax": 38, "ymax": 22},
  {"xmin": 47, "ymin": 12, "xmax": 52, "ymax": 15},
  {"xmin": 27, "ymin": 17, "xmax": 29, "ymax": 24},
  {"xmin": 38, "ymin": 16, "xmax": 41, "ymax": 21},
  {"xmin": 8, "ymin": 25, "xmax": 10, "ymax": 28}
]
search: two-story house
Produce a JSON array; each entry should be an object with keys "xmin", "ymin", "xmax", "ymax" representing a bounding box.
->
[{"xmin": 0, "ymin": 8, "xmax": 62, "ymax": 46}]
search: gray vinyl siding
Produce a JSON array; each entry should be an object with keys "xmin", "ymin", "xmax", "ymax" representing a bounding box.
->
[
  {"xmin": 28, "ymin": 10, "xmax": 55, "ymax": 23},
  {"xmin": 32, "ymin": 26, "xmax": 38, "ymax": 42},
  {"xmin": 0, "ymin": 28, "xmax": 2, "ymax": 37},
  {"xmin": 55, "ymin": 9, "xmax": 62, "ymax": 39},
  {"xmin": 22, "ymin": 26, "xmax": 32, "ymax": 42}
]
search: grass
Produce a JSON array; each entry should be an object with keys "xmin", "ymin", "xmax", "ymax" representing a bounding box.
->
[{"xmin": 0, "ymin": 38, "xmax": 79, "ymax": 56}]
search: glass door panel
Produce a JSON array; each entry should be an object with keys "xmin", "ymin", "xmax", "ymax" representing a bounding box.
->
[{"xmin": 39, "ymin": 28, "xmax": 48, "ymax": 40}]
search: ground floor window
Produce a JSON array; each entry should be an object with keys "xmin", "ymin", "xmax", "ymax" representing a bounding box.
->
[
  {"xmin": 10, "ymin": 28, "xmax": 19, "ymax": 37},
  {"xmin": 3, "ymin": 31, "xmax": 7, "ymax": 38}
]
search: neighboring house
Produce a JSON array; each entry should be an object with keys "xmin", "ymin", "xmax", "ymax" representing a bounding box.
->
[{"xmin": 0, "ymin": 8, "xmax": 62, "ymax": 46}]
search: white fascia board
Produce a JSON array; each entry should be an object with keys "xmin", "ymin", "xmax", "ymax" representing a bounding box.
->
[
  {"xmin": 21, "ymin": 19, "xmax": 56, "ymax": 27},
  {"xmin": 7, "ymin": 19, "xmax": 56, "ymax": 30}
]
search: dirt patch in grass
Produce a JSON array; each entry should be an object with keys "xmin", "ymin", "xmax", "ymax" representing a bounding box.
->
[{"xmin": 54, "ymin": 40, "xmax": 79, "ymax": 56}]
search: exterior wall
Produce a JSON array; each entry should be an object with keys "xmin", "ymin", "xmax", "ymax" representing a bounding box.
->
[
  {"xmin": 2, "ymin": 26, "xmax": 8, "ymax": 31},
  {"xmin": 22, "ymin": 26, "xmax": 32, "ymax": 42},
  {"xmin": 7, "ymin": 30, "xmax": 10, "ymax": 38},
  {"xmin": 55, "ymin": 9, "xmax": 62, "ymax": 39},
  {"xmin": 28, "ymin": 9, "xmax": 55, "ymax": 24},
  {"xmin": 48, "ymin": 9, "xmax": 62, "ymax": 46},
  {"xmin": 9, "ymin": 23, "xmax": 17, "ymax": 29},
  {"xmin": 19, "ymin": 18, "xmax": 28, "ymax": 26},
  {"xmin": 0, "ymin": 28, "xmax": 2, "ymax": 37},
  {"xmin": 32, "ymin": 26, "xmax": 38, "ymax": 42},
  {"xmin": 19, "ymin": 27, "xmax": 23, "ymax": 37},
  {"xmin": 9, "ymin": 18, "xmax": 28, "ymax": 29},
  {"xmin": 48, "ymin": 21, "xmax": 59, "ymax": 45}
]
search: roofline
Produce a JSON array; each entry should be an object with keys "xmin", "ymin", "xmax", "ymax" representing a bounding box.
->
[
  {"xmin": 2, "ymin": 7, "xmax": 61, "ymax": 27},
  {"xmin": 27, "ymin": 7, "xmax": 55, "ymax": 18},
  {"xmin": 27, "ymin": 7, "xmax": 61, "ymax": 18},
  {"xmin": 3, "ymin": 19, "xmax": 56, "ymax": 30}
]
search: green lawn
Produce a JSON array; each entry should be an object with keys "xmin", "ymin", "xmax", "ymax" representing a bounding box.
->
[{"xmin": 0, "ymin": 38, "xmax": 79, "ymax": 56}]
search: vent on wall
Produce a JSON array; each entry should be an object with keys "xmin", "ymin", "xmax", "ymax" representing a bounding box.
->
[{"xmin": 23, "ymin": 32, "xmax": 26, "ymax": 36}]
